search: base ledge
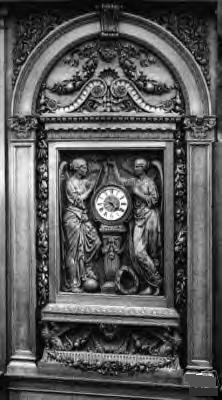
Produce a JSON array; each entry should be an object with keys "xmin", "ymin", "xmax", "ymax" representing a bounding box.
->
[
  {"xmin": 184, "ymin": 370, "xmax": 218, "ymax": 395},
  {"xmin": 7, "ymin": 351, "xmax": 37, "ymax": 376}
]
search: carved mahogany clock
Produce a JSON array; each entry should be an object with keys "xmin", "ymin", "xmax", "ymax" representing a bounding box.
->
[{"xmin": 92, "ymin": 184, "xmax": 131, "ymax": 224}]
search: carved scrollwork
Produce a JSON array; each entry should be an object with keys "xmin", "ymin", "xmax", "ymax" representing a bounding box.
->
[
  {"xmin": 183, "ymin": 116, "xmax": 216, "ymax": 140},
  {"xmin": 43, "ymin": 75, "xmax": 182, "ymax": 115},
  {"xmin": 37, "ymin": 39, "xmax": 184, "ymax": 115},
  {"xmin": 36, "ymin": 125, "xmax": 49, "ymax": 308},
  {"xmin": 9, "ymin": 115, "xmax": 38, "ymax": 139},
  {"xmin": 41, "ymin": 322, "xmax": 181, "ymax": 375}
]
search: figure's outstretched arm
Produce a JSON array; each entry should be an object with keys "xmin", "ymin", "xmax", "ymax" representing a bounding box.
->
[{"xmin": 108, "ymin": 160, "xmax": 127, "ymax": 185}]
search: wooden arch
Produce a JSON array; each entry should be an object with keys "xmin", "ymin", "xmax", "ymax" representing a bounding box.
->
[{"xmin": 12, "ymin": 12, "xmax": 211, "ymax": 116}]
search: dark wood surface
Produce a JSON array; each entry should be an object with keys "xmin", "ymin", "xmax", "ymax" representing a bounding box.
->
[{"xmin": 0, "ymin": 1, "xmax": 219, "ymax": 398}]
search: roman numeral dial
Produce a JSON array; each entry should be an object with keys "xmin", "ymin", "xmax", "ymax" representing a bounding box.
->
[{"xmin": 94, "ymin": 185, "xmax": 129, "ymax": 222}]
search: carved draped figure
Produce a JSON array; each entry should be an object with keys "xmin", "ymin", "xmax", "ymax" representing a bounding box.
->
[
  {"xmin": 63, "ymin": 176, "xmax": 101, "ymax": 290},
  {"xmin": 126, "ymin": 176, "xmax": 162, "ymax": 290}
]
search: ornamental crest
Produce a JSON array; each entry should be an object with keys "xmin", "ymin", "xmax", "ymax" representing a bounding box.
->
[{"xmin": 37, "ymin": 39, "xmax": 184, "ymax": 115}]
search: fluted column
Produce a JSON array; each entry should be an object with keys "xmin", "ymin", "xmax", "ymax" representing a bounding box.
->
[
  {"xmin": 183, "ymin": 116, "xmax": 217, "ymax": 388},
  {"xmin": 7, "ymin": 116, "xmax": 38, "ymax": 375}
]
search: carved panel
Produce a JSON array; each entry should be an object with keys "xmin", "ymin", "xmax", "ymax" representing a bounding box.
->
[
  {"xmin": 59, "ymin": 150, "xmax": 163, "ymax": 296},
  {"xmin": 37, "ymin": 39, "xmax": 184, "ymax": 115},
  {"xmin": 41, "ymin": 322, "xmax": 181, "ymax": 375}
]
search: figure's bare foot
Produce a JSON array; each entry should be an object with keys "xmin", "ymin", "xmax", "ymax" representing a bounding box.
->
[
  {"xmin": 139, "ymin": 286, "xmax": 152, "ymax": 295},
  {"xmin": 152, "ymin": 287, "xmax": 160, "ymax": 296},
  {"xmin": 70, "ymin": 285, "xmax": 83, "ymax": 293}
]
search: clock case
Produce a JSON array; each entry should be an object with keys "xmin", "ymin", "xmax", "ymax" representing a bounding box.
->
[{"xmin": 91, "ymin": 183, "xmax": 133, "ymax": 225}]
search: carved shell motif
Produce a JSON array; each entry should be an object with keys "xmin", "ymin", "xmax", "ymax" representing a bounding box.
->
[{"xmin": 37, "ymin": 40, "xmax": 184, "ymax": 115}]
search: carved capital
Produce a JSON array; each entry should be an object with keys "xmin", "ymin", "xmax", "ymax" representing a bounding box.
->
[
  {"xmin": 9, "ymin": 115, "xmax": 39, "ymax": 139},
  {"xmin": 183, "ymin": 116, "xmax": 216, "ymax": 141},
  {"xmin": 97, "ymin": 2, "xmax": 122, "ymax": 38}
]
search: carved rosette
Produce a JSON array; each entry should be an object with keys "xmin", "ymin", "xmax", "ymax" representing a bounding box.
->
[
  {"xmin": 36, "ymin": 124, "xmax": 49, "ymax": 308},
  {"xmin": 183, "ymin": 116, "xmax": 216, "ymax": 140},
  {"xmin": 174, "ymin": 123, "xmax": 187, "ymax": 365},
  {"xmin": 9, "ymin": 115, "xmax": 38, "ymax": 139}
]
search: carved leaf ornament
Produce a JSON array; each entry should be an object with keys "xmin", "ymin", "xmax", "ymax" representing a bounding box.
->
[
  {"xmin": 13, "ymin": 9, "xmax": 210, "ymax": 88},
  {"xmin": 183, "ymin": 116, "xmax": 216, "ymax": 139},
  {"xmin": 37, "ymin": 40, "xmax": 184, "ymax": 115},
  {"xmin": 9, "ymin": 115, "xmax": 38, "ymax": 138}
]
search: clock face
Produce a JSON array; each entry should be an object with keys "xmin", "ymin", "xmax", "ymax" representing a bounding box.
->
[{"xmin": 94, "ymin": 186, "xmax": 129, "ymax": 221}]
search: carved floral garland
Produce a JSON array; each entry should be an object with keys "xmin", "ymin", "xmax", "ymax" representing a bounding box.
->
[
  {"xmin": 36, "ymin": 124, "xmax": 49, "ymax": 308},
  {"xmin": 174, "ymin": 123, "xmax": 187, "ymax": 367},
  {"xmin": 41, "ymin": 322, "xmax": 180, "ymax": 375}
]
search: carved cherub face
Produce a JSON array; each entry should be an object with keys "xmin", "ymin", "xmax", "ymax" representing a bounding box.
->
[
  {"xmin": 99, "ymin": 324, "xmax": 119, "ymax": 341},
  {"xmin": 134, "ymin": 158, "xmax": 147, "ymax": 176}
]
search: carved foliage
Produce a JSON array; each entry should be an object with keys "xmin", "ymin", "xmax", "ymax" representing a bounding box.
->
[
  {"xmin": 36, "ymin": 125, "xmax": 49, "ymax": 308},
  {"xmin": 38, "ymin": 40, "xmax": 183, "ymax": 115},
  {"xmin": 174, "ymin": 127, "xmax": 187, "ymax": 314},
  {"xmin": 41, "ymin": 322, "xmax": 181, "ymax": 375},
  {"xmin": 150, "ymin": 11, "xmax": 210, "ymax": 85},
  {"xmin": 174, "ymin": 124, "xmax": 187, "ymax": 367},
  {"xmin": 13, "ymin": 11, "xmax": 66, "ymax": 85},
  {"xmin": 9, "ymin": 115, "xmax": 38, "ymax": 139},
  {"xmin": 13, "ymin": 9, "xmax": 210, "ymax": 88},
  {"xmin": 183, "ymin": 116, "xmax": 216, "ymax": 139}
]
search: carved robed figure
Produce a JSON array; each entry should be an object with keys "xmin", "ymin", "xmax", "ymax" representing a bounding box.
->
[
  {"xmin": 62, "ymin": 158, "xmax": 101, "ymax": 292},
  {"xmin": 110, "ymin": 158, "xmax": 162, "ymax": 294}
]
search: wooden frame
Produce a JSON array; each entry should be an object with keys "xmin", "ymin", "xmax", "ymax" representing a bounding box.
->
[{"xmin": 47, "ymin": 135, "xmax": 174, "ymax": 309}]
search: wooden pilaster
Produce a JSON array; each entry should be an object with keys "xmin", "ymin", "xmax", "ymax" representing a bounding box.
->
[
  {"xmin": 183, "ymin": 116, "xmax": 217, "ymax": 388},
  {"xmin": 7, "ymin": 117, "xmax": 38, "ymax": 374}
]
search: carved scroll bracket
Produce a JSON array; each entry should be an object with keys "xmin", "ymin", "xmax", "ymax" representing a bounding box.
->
[
  {"xmin": 183, "ymin": 116, "xmax": 216, "ymax": 142},
  {"xmin": 97, "ymin": 2, "xmax": 122, "ymax": 38},
  {"xmin": 9, "ymin": 115, "xmax": 39, "ymax": 140}
]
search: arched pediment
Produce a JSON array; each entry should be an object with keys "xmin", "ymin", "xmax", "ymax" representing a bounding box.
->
[{"xmin": 12, "ymin": 12, "xmax": 211, "ymax": 116}]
